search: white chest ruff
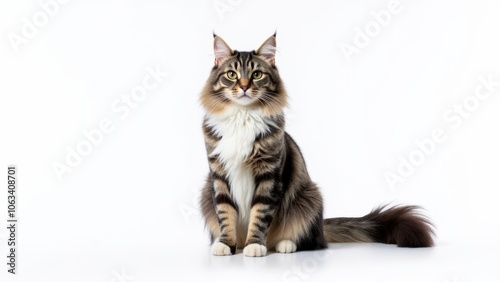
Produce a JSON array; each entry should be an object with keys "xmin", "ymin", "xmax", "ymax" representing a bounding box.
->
[{"xmin": 207, "ymin": 108, "xmax": 271, "ymax": 225}]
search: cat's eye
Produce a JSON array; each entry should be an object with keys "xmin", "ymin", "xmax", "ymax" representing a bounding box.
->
[
  {"xmin": 227, "ymin": 71, "xmax": 238, "ymax": 80},
  {"xmin": 252, "ymin": 71, "xmax": 263, "ymax": 80}
]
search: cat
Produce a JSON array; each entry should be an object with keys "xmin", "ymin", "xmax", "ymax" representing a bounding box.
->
[{"xmin": 199, "ymin": 34, "xmax": 434, "ymax": 257}]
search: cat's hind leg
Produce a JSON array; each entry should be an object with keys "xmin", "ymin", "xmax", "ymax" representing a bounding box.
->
[{"xmin": 275, "ymin": 239, "xmax": 297, "ymax": 253}]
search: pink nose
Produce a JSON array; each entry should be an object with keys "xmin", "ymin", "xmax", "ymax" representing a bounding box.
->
[{"xmin": 240, "ymin": 85, "xmax": 249, "ymax": 92}]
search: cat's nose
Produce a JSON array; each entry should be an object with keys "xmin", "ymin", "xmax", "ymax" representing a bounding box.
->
[{"xmin": 240, "ymin": 84, "xmax": 249, "ymax": 92}]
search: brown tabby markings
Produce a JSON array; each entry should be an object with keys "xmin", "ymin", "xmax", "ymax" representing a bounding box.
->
[{"xmin": 200, "ymin": 34, "xmax": 434, "ymax": 257}]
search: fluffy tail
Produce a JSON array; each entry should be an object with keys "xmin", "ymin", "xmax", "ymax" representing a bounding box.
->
[{"xmin": 323, "ymin": 205, "xmax": 434, "ymax": 247}]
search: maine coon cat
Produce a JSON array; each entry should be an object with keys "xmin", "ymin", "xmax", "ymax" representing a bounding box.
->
[{"xmin": 200, "ymin": 34, "xmax": 434, "ymax": 257}]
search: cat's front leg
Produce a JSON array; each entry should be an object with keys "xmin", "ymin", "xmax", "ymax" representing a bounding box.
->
[
  {"xmin": 243, "ymin": 177, "xmax": 279, "ymax": 257},
  {"xmin": 211, "ymin": 173, "xmax": 238, "ymax": 256}
]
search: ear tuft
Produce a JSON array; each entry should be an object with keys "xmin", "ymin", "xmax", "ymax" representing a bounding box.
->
[
  {"xmin": 256, "ymin": 35, "xmax": 277, "ymax": 65},
  {"xmin": 214, "ymin": 36, "xmax": 232, "ymax": 66}
]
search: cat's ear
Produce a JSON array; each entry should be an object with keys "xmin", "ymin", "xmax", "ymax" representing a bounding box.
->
[
  {"xmin": 213, "ymin": 35, "xmax": 233, "ymax": 66},
  {"xmin": 256, "ymin": 34, "xmax": 276, "ymax": 65}
]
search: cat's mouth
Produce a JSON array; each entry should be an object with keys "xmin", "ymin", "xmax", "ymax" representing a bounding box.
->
[
  {"xmin": 238, "ymin": 93, "xmax": 252, "ymax": 99},
  {"xmin": 232, "ymin": 93, "xmax": 257, "ymax": 106}
]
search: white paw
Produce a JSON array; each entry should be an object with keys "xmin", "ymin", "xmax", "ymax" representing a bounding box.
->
[
  {"xmin": 276, "ymin": 239, "xmax": 297, "ymax": 253},
  {"xmin": 243, "ymin": 243, "xmax": 267, "ymax": 257},
  {"xmin": 211, "ymin": 241, "xmax": 232, "ymax": 256}
]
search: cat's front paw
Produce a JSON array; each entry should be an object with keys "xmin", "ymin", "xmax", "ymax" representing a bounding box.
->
[
  {"xmin": 211, "ymin": 241, "xmax": 234, "ymax": 256},
  {"xmin": 243, "ymin": 243, "xmax": 267, "ymax": 257}
]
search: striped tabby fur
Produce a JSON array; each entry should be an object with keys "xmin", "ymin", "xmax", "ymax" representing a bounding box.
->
[{"xmin": 200, "ymin": 34, "xmax": 434, "ymax": 257}]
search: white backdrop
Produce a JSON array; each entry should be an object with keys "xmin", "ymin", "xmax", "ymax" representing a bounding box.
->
[{"xmin": 1, "ymin": 0, "xmax": 499, "ymax": 281}]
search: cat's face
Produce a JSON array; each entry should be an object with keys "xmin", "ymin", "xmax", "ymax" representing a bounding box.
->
[{"xmin": 201, "ymin": 35, "xmax": 287, "ymax": 115}]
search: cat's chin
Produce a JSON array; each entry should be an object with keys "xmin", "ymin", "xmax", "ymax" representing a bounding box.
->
[{"xmin": 230, "ymin": 97, "xmax": 258, "ymax": 107}]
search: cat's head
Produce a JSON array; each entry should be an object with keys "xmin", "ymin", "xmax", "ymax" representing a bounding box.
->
[{"xmin": 201, "ymin": 34, "xmax": 287, "ymax": 115}]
